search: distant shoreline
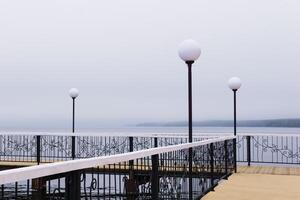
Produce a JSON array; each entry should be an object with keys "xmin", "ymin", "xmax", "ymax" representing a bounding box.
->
[{"xmin": 136, "ymin": 119, "xmax": 300, "ymax": 128}]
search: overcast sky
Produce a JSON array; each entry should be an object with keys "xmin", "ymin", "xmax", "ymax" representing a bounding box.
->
[{"xmin": 0, "ymin": 0, "xmax": 300, "ymax": 129}]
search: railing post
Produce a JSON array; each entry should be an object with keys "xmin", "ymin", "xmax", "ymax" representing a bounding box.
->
[
  {"xmin": 224, "ymin": 140, "xmax": 228, "ymax": 175},
  {"xmin": 233, "ymin": 138, "xmax": 237, "ymax": 173},
  {"xmin": 129, "ymin": 137, "xmax": 134, "ymax": 170},
  {"xmin": 126, "ymin": 136, "xmax": 136, "ymax": 199},
  {"xmin": 210, "ymin": 143, "xmax": 214, "ymax": 189},
  {"xmin": 151, "ymin": 137, "xmax": 159, "ymax": 199},
  {"xmin": 36, "ymin": 135, "xmax": 41, "ymax": 165},
  {"xmin": 246, "ymin": 136, "xmax": 251, "ymax": 166},
  {"xmin": 65, "ymin": 170, "xmax": 81, "ymax": 200},
  {"xmin": 189, "ymin": 147, "xmax": 193, "ymax": 200},
  {"xmin": 32, "ymin": 178, "xmax": 46, "ymax": 200},
  {"xmin": 1, "ymin": 185, "xmax": 3, "ymax": 199},
  {"xmin": 72, "ymin": 136, "xmax": 76, "ymax": 159}
]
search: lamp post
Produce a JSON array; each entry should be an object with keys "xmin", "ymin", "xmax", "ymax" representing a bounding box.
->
[
  {"xmin": 69, "ymin": 88, "xmax": 79, "ymax": 159},
  {"xmin": 66, "ymin": 88, "xmax": 81, "ymax": 200},
  {"xmin": 228, "ymin": 77, "xmax": 242, "ymax": 173},
  {"xmin": 178, "ymin": 39, "xmax": 201, "ymax": 200}
]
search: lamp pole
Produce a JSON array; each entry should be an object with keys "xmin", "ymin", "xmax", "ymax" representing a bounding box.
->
[
  {"xmin": 72, "ymin": 97, "xmax": 75, "ymax": 133},
  {"xmin": 228, "ymin": 77, "xmax": 242, "ymax": 173},
  {"xmin": 178, "ymin": 39, "xmax": 201, "ymax": 200},
  {"xmin": 66, "ymin": 88, "xmax": 80, "ymax": 200},
  {"xmin": 69, "ymin": 88, "xmax": 79, "ymax": 160},
  {"xmin": 233, "ymin": 89, "xmax": 237, "ymax": 136},
  {"xmin": 187, "ymin": 60, "xmax": 194, "ymax": 143}
]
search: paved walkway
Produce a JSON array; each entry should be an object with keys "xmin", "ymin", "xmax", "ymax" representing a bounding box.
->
[{"xmin": 202, "ymin": 166, "xmax": 300, "ymax": 200}]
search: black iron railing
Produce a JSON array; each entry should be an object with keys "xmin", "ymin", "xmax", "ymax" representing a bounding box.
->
[
  {"xmin": 0, "ymin": 136, "xmax": 234, "ymax": 200},
  {"xmin": 237, "ymin": 134, "xmax": 300, "ymax": 165},
  {"xmin": 4, "ymin": 132, "xmax": 300, "ymax": 199},
  {"xmin": 0, "ymin": 133, "xmax": 213, "ymax": 164}
]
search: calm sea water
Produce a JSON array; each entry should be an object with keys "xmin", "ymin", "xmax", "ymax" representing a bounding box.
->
[
  {"xmin": 74, "ymin": 126, "xmax": 300, "ymax": 135},
  {"xmin": 4, "ymin": 126, "xmax": 300, "ymax": 135}
]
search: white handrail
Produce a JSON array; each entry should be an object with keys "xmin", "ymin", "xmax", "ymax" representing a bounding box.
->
[{"xmin": 0, "ymin": 136, "xmax": 235, "ymax": 185}]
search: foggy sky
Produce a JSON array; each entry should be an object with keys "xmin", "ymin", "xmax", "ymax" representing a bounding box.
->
[{"xmin": 0, "ymin": 0, "xmax": 300, "ymax": 129}]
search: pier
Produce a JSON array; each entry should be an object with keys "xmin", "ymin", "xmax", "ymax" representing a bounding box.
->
[
  {"xmin": 0, "ymin": 133, "xmax": 234, "ymax": 199},
  {"xmin": 0, "ymin": 133, "xmax": 299, "ymax": 199}
]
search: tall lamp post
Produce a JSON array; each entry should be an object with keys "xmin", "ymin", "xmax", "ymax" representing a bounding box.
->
[
  {"xmin": 178, "ymin": 39, "xmax": 201, "ymax": 200},
  {"xmin": 69, "ymin": 88, "xmax": 79, "ymax": 159},
  {"xmin": 228, "ymin": 77, "xmax": 242, "ymax": 173},
  {"xmin": 66, "ymin": 88, "xmax": 81, "ymax": 200}
]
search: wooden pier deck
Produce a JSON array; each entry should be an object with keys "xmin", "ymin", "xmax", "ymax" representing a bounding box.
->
[{"xmin": 203, "ymin": 166, "xmax": 300, "ymax": 200}]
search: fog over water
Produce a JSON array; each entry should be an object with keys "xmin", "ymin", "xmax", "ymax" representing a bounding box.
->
[{"xmin": 0, "ymin": 1, "xmax": 300, "ymax": 130}]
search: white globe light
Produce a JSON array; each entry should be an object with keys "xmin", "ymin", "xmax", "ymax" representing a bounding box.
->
[
  {"xmin": 69, "ymin": 88, "xmax": 79, "ymax": 98},
  {"xmin": 178, "ymin": 39, "xmax": 201, "ymax": 62},
  {"xmin": 228, "ymin": 77, "xmax": 242, "ymax": 90}
]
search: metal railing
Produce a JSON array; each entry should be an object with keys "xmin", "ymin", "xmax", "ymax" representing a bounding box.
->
[
  {"xmin": 0, "ymin": 136, "xmax": 235, "ymax": 200},
  {"xmin": 0, "ymin": 132, "xmax": 217, "ymax": 164},
  {"xmin": 237, "ymin": 133, "xmax": 300, "ymax": 165},
  {"xmin": 2, "ymin": 132, "xmax": 299, "ymax": 166}
]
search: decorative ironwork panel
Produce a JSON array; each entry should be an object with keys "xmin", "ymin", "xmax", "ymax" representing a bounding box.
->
[
  {"xmin": 226, "ymin": 139, "xmax": 235, "ymax": 170},
  {"xmin": 76, "ymin": 136, "xmax": 129, "ymax": 158},
  {"xmin": 213, "ymin": 141, "xmax": 226, "ymax": 173},
  {"xmin": 236, "ymin": 135, "xmax": 247, "ymax": 162},
  {"xmin": 133, "ymin": 137, "xmax": 153, "ymax": 151},
  {"xmin": 40, "ymin": 135, "xmax": 72, "ymax": 162},
  {"xmin": 0, "ymin": 135, "xmax": 36, "ymax": 162},
  {"xmin": 158, "ymin": 137, "xmax": 188, "ymax": 147},
  {"xmin": 237, "ymin": 135, "xmax": 300, "ymax": 164}
]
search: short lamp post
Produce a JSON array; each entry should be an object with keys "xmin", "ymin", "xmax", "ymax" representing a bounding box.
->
[
  {"xmin": 69, "ymin": 88, "xmax": 79, "ymax": 159},
  {"xmin": 228, "ymin": 77, "xmax": 242, "ymax": 172},
  {"xmin": 178, "ymin": 39, "xmax": 201, "ymax": 200}
]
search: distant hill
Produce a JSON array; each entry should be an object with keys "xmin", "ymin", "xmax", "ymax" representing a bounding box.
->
[{"xmin": 136, "ymin": 119, "xmax": 300, "ymax": 128}]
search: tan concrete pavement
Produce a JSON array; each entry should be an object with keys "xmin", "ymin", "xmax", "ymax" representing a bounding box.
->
[{"xmin": 202, "ymin": 166, "xmax": 300, "ymax": 200}]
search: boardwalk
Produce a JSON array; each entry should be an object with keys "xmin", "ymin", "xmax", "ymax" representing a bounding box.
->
[
  {"xmin": 0, "ymin": 135, "xmax": 235, "ymax": 200},
  {"xmin": 202, "ymin": 166, "xmax": 300, "ymax": 200},
  {"xmin": 1, "ymin": 133, "xmax": 300, "ymax": 199}
]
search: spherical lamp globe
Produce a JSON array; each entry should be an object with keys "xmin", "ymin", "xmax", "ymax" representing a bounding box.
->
[
  {"xmin": 228, "ymin": 77, "xmax": 242, "ymax": 90},
  {"xmin": 69, "ymin": 88, "xmax": 79, "ymax": 98},
  {"xmin": 178, "ymin": 39, "xmax": 201, "ymax": 62}
]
